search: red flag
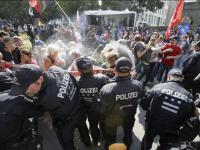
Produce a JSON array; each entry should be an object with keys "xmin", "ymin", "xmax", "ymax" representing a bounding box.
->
[
  {"xmin": 165, "ymin": 0, "xmax": 184, "ymax": 40},
  {"xmin": 29, "ymin": 0, "xmax": 42, "ymax": 17}
]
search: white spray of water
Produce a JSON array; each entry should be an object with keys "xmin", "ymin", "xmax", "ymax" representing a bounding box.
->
[
  {"xmin": 32, "ymin": 28, "xmax": 97, "ymax": 68},
  {"xmin": 102, "ymin": 40, "xmax": 135, "ymax": 66},
  {"xmin": 32, "ymin": 21, "xmax": 135, "ymax": 69}
]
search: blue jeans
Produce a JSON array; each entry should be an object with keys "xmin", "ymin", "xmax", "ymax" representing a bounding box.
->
[{"xmin": 157, "ymin": 63, "xmax": 172, "ymax": 82}]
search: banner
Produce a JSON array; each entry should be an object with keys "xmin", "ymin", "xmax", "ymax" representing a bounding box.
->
[
  {"xmin": 29, "ymin": 0, "xmax": 42, "ymax": 17},
  {"xmin": 165, "ymin": 0, "xmax": 184, "ymax": 40}
]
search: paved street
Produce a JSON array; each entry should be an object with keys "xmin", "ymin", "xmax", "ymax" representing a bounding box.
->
[
  {"xmin": 38, "ymin": 106, "xmax": 160, "ymax": 150},
  {"xmin": 38, "ymin": 105, "xmax": 199, "ymax": 150},
  {"xmin": 38, "ymin": 84, "xmax": 199, "ymax": 150}
]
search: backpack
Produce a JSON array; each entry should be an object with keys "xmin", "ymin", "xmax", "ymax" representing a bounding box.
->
[{"xmin": 132, "ymin": 42, "xmax": 145, "ymax": 64}]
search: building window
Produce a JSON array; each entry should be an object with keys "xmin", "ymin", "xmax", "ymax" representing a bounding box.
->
[
  {"xmin": 185, "ymin": 0, "xmax": 197, "ymax": 2},
  {"xmin": 148, "ymin": 15, "xmax": 151, "ymax": 24}
]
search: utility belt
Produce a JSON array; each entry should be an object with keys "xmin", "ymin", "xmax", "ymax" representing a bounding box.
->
[
  {"xmin": 82, "ymin": 98, "xmax": 95, "ymax": 103},
  {"xmin": 82, "ymin": 98, "xmax": 100, "ymax": 109}
]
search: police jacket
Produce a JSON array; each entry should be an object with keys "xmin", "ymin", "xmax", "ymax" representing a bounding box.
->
[
  {"xmin": 36, "ymin": 66, "xmax": 80, "ymax": 119},
  {"xmin": 77, "ymin": 73, "xmax": 109, "ymax": 106},
  {"xmin": 99, "ymin": 75, "xmax": 144, "ymax": 123},
  {"xmin": 183, "ymin": 51, "xmax": 200, "ymax": 92},
  {"xmin": 140, "ymin": 81, "xmax": 195, "ymax": 132},
  {"xmin": 0, "ymin": 92, "xmax": 43, "ymax": 144},
  {"xmin": 0, "ymin": 71, "xmax": 14, "ymax": 92}
]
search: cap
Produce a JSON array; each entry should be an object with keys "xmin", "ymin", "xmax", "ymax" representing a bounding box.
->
[
  {"xmin": 35, "ymin": 40, "xmax": 44, "ymax": 47},
  {"xmin": 168, "ymin": 68, "xmax": 183, "ymax": 77},
  {"xmin": 76, "ymin": 56, "xmax": 92, "ymax": 70},
  {"xmin": 115, "ymin": 57, "xmax": 132, "ymax": 73},
  {"xmin": 10, "ymin": 64, "xmax": 43, "ymax": 96}
]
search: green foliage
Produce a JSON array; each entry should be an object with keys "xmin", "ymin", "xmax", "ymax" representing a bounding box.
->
[
  {"xmin": 0, "ymin": 1, "xmax": 29, "ymax": 23},
  {"xmin": 0, "ymin": 0, "xmax": 164, "ymax": 23},
  {"xmin": 55, "ymin": 0, "xmax": 164, "ymax": 13}
]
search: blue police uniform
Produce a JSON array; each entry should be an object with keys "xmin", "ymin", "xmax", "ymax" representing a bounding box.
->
[
  {"xmin": 0, "ymin": 92, "xmax": 43, "ymax": 150},
  {"xmin": 77, "ymin": 73, "xmax": 109, "ymax": 145},
  {"xmin": 183, "ymin": 51, "xmax": 200, "ymax": 93},
  {"xmin": 0, "ymin": 71, "xmax": 14, "ymax": 92},
  {"xmin": 140, "ymin": 81, "xmax": 195, "ymax": 150},
  {"xmin": 99, "ymin": 57, "xmax": 144, "ymax": 150},
  {"xmin": 36, "ymin": 66, "xmax": 80, "ymax": 150},
  {"xmin": 10, "ymin": 65, "xmax": 80, "ymax": 150},
  {"xmin": 75, "ymin": 56, "xmax": 110, "ymax": 146}
]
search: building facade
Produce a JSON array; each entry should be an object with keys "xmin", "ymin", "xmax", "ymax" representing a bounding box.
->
[
  {"xmin": 183, "ymin": 0, "xmax": 200, "ymax": 29},
  {"xmin": 136, "ymin": 1, "xmax": 170, "ymax": 27},
  {"xmin": 165, "ymin": 0, "xmax": 178, "ymax": 26}
]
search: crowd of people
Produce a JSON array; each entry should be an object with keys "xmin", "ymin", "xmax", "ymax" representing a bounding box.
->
[{"xmin": 0, "ymin": 21, "xmax": 200, "ymax": 150}]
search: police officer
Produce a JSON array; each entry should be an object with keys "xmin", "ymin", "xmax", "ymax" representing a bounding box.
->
[
  {"xmin": 99, "ymin": 57, "xmax": 144, "ymax": 150},
  {"xmin": 181, "ymin": 41, "xmax": 200, "ymax": 143},
  {"xmin": 0, "ymin": 91, "xmax": 43, "ymax": 150},
  {"xmin": 0, "ymin": 69, "xmax": 14, "ymax": 92},
  {"xmin": 183, "ymin": 40, "xmax": 200, "ymax": 93},
  {"xmin": 76, "ymin": 56, "xmax": 110, "ymax": 147},
  {"xmin": 9, "ymin": 64, "xmax": 80, "ymax": 150},
  {"xmin": 140, "ymin": 68, "xmax": 197, "ymax": 150}
]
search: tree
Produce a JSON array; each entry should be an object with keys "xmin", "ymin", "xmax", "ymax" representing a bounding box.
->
[
  {"xmin": 56, "ymin": 0, "xmax": 164, "ymax": 14},
  {"xmin": 0, "ymin": 1, "xmax": 30, "ymax": 24},
  {"xmin": 0, "ymin": 0, "xmax": 164, "ymax": 23}
]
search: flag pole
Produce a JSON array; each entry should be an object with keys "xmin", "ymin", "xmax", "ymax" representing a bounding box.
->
[{"xmin": 54, "ymin": 0, "xmax": 75, "ymax": 28}]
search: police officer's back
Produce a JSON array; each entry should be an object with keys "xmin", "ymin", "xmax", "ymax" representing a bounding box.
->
[
  {"xmin": 9, "ymin": 64, "xmax": 80, "ymax": 150},
  {"xmin": 140, "ymin": 68, "xmax": 196, "ymax": 150},
  {"xmin": 183, "ymin": 40, "xmax": 200, "ymax": 93},
  {"xmin": 76, "ymin": 56, "xmax": 110, "ymax": 146},
  {"xmin": 100, "ymin": 57, "xmax": 144, "ymax": 150}
]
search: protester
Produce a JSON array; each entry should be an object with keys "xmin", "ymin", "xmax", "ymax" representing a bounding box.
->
[
  {"xmin": 154, "ymin": 36, "xmax": 181, "ymax": 81},
  {"xmin": 1, "ymin": 12, "xmax": 200, "ymax": 150},
  {"xmin": 20, "ymin": 49, "xmax": 38, "ymax": 65},
  {"xmin": 132, "ymin": 34, "xmax": 145, "ymax": 75}
]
